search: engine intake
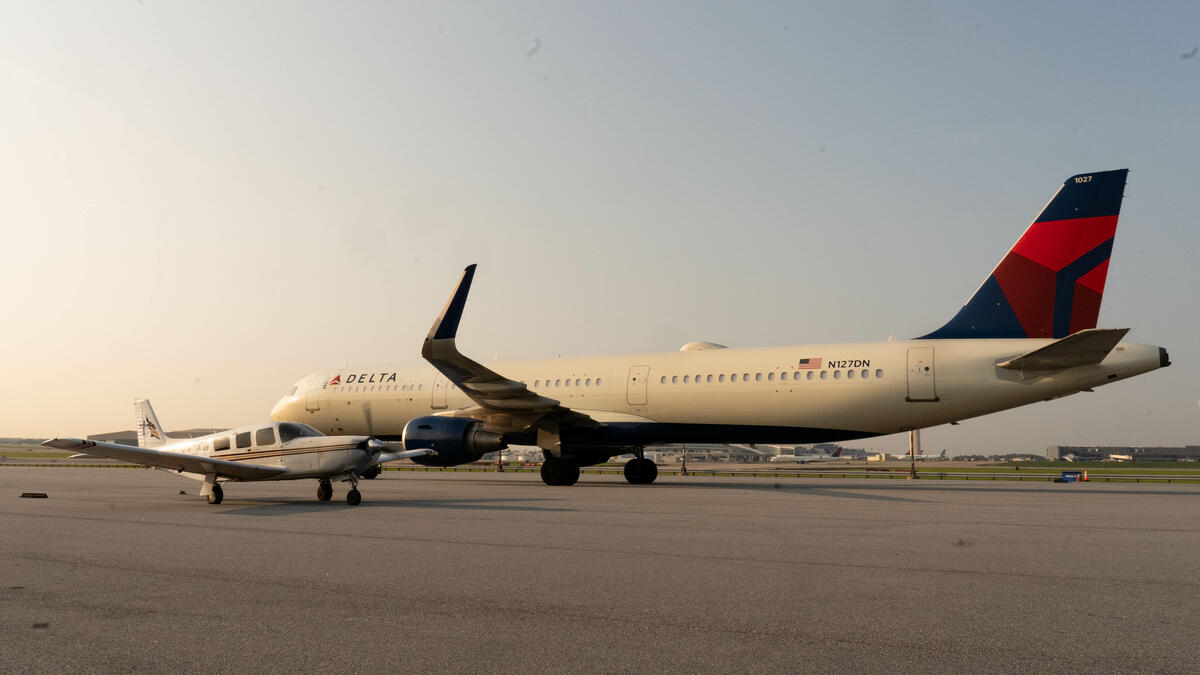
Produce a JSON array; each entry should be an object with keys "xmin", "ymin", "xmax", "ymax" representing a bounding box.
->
[{"xmin": 402, "ymin": 416, "xmax": 506, "ymax": 466}]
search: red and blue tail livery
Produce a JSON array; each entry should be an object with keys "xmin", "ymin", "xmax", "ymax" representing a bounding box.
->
[{"xmin": 921, "ymin": 169, "xmax": 1128, "ymax": 339}]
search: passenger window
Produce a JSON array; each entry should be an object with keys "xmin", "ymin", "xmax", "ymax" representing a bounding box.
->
[
  {"xmin": 718, "ymin": 374, "xmax": 725, "ymax": 383},
  {"xmin": 847, "ymin": 370, "xmax": 855, "ymax": 379},
  {"xmin": 255, "ymin": 427, "xmax": 276, "ymax": 446},
  {"xmin": 575, "ymin": 379, "xmax": 581, "ymax": 386},
  {"xmin": 684, "ymin": 375, "xmax": 690, "ymax": 383},
  {"xmin": 555, "ymin": 379, "xmax": 561, "ymax": 387},
  {"xmin": 742, "ymin": 373, "xmax": 750, "ymax": 382},
  {"xmin": 755, "ymin": 373, "xmax": 762, "ymax": 382},
  {"xmin": 876, "ymin": 369, "xmax": 883, "ymax": 378},
  {"xmin": 214, "ymin": 436, "xmax": 230, "ymax": 452},
  {"xmin": 565, "ymin": 379, "xmax": 571, "ymax": 388},
  {"xmin": 235, "ymin": 431, "xmax": 251, "ymax": 449},
  {"xmin": 807, "ymin": 371, "xmax": 814, "ymax": 380},
  {"xmin": 768, "ymin": 372, "xmax": 775, "ymax": 381},
  {"xmin": 586, "ymin": 378, "xmax": 592, "ymax": 386},
  {"xmin": 596, "ymin": 378, "xmax": 602, "ymax": 386},
  {"xmin": 660, "ymin": 376, "xmax": 666, "ymax": 384},
  {"xmin": 672, "ymin": 375, "xmax": 678, "ymax": 384},
  {"xmin": 534, "ymin": 380, "xmax": 540, "ymax": 387},
  {"xmin": 862, "ymin": 369, "xmax": 869, "ymax": 379},
  {"xmin": 706, "ymin": 374, "xmax": 713, "ymax": 383},
  {"xmin": 834, "ymin": 370, "xmax": 842, "ymax": 379},
  {"xmin": 820, "ymin": 371, "xmax": 828, "ymax": 380},
  {"xmin": 694, "ymin": 374, "xmax": 701, "ymax": 383}
]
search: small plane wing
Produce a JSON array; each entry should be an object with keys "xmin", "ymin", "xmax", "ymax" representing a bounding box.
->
[
  {"xmin": 421, "ymin": 265, "xmax": 596, "ymax": 432},
  {"xmin": 996, "ymin": 328, "xmax": 1130, "ymax": 371},
  {"xmin": 375, "ymin": 448, "xmax": 436, "ymax": 463},
  {"xmin": 42, "ymin": 438, "xmax": 288, "ymax": 481}
]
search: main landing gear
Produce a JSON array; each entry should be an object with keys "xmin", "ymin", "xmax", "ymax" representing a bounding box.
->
[
  {"xmin": 206, "ymin": 483, "xmax": 224, "ymax": 504},
  {"xmin": 317, "ymin": 477, "xmax": 362, "ymax": 505},
  {"xmin": 540, "ymin": 457, "xmax": 580, "ymax": 486},
  {"xmin": 623, "ymin": 458, "xmax": 658, "ymax": 485}
]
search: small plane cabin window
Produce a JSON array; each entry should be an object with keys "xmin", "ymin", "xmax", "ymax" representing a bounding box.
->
[
  {"xmin": 876, "ymin": 369, "xmax": 883, "ymax": 378},
  {"xmin": 279, "ymin": 423, "xmax": 322, "ymax": 442},
  {"xmin": 235, "ymin": 431, "xmax": 251, "ymax": 449},
  {"xmin": 214, "ymin": 437, "xmax": 230, "ymax": 452},
  {"xmin": 255, "ymin": 427, "xmax": 276, "ymax": 446}
]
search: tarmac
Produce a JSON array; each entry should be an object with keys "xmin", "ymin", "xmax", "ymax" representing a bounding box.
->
[{"xmin": 3, "ymin": 467, "xmax": 1199, "ymax": 673}]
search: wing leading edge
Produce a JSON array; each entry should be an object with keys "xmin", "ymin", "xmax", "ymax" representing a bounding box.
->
[{"xmin": 43, "ymin": 438, "xmax": 288, "ymax": 481}]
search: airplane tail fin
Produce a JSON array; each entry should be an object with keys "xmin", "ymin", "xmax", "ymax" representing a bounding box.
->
[
  {"xmin": 134, "ymin": 398, "xmax": 171, "ymax": 448},
  {"xmin": 921, "ymin": 169, "xmax": 1128, "ymax": 339}
]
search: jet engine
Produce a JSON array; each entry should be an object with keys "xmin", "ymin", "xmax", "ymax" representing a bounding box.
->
[{"xmin": 402, "ymin": 416, "xmax": 506, "ymax": 466}]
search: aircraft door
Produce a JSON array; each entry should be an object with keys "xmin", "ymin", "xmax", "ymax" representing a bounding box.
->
[
  {"xmin": 431, "ymin": 374, "xmax": 449, "ymax": 410},
  {"xmin": 906, "ymin": 347, "xmax": 938, "ymax": 402},
  {"xmin": 305, "ymin": 377, "xmax": 322, "ymax": 412},
  {"xmin": 627, "ymin": 365, "xmax": 650, "ymax": 406}
]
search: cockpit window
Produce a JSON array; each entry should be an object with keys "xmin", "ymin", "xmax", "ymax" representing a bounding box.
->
[
  {"xmin": 278, "ymin": 423, "xmax": 324, "ymax": 443},
  {"xmin": 255, "ymin": 427, "xmax": 276, "ymax": 446}
]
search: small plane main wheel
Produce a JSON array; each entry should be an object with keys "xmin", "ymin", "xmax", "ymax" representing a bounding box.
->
[
  {"xmin": 317, "ymin": 481, "xmax": 332, "ymax": 502},
  {"xmin": 346, "ymin": 488, "xmax": 362, "ymax": 506},
  {"xmin": 207, "ymin": 484, "xmax": 224, "ymax": 505},
  {"xmin": 362, "ymin": 465, "xmax": 381, "ymax": 480}
]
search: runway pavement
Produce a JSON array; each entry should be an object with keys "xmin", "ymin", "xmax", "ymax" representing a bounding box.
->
[{"xmin": 2, "ymin": 467, "xmax": 1198, "ymax": 673}]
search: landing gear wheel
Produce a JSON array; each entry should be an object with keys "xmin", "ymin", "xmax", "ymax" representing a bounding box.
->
[
  {"xmin": 361, "ymin": 465, "xmax": 381, "ymax": 480},
  {"xmin": 624, "ymin": 458, "xmax": 658, "ymax": 485},
  {"xmin": 540, "ymin": 458, "xmax": 580, "ymax": 486},
  {"xmin": 317, "ymin": 479, "xmax": 333, "ymax": 501},
  {"xmin": 206, "ymin": 483, "xmax": 224, "ymax": 505},
  {"xmin": 346, "ymin": 488, "xmax": 362, "ymax": 506}
]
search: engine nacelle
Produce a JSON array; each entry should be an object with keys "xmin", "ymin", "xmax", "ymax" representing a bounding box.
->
[{"xmin": 402, "ymin": 415, "xmax": 506, "ymax": 467}]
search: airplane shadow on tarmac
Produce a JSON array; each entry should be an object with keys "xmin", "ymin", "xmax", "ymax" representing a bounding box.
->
[
  {"xmin": 646, "ymin": 478, "xmax": 1200, "ymax": 499},
  {"xmin": 217, "ymin": 497, "xmax": 575, "ymax": 517}
]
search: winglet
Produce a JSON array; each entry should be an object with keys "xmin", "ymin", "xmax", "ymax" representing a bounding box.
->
[{"xmin": 424, "ymin": 264, "xmax": 476, "ymax": 354}]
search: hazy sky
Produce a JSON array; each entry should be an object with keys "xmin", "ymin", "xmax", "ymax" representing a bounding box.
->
[{"xmin": 2, "ymin": 2, "xmax": 1197, "ymax": 453}]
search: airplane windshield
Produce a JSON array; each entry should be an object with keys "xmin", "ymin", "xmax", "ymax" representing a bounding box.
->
[{"xmin": 278, "ymin": 423, "xmax": 324, "ymax": 443}]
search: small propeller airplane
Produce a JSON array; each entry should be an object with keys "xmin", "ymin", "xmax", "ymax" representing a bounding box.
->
[{"xmin": 42, "ymin": 399, "xmax": 433, "ymax": 505}]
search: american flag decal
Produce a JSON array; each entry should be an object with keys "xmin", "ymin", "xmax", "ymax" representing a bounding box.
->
[{"xmin": 797, "ymin": 358, "xmax": 822, "ymax": 369}]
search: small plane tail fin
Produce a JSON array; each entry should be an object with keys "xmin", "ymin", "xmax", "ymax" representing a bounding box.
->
[
  {"xmin": 134, "ymin": 398, "xmax": 172, "ymax": 448},
  {"xmin": 921, "ymin": 169, "xmax": 1128, "ymax": 339}
]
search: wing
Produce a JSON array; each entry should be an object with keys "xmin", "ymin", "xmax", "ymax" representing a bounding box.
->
[
  {"xmin": 420, "ymin": 265, "xmax": 596, "ymax": 432},
  {"xmin": 375, "ymin": 448, "xmax": 436, "ymax": 463},
  {"xmin": 43, "ymin": 438, "xmax": 288, "ymax": 481}
]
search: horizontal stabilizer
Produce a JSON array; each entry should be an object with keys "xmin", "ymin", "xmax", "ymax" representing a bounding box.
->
[{"xmin": 996, "ymin": 328, "xmax": 1130, "ymax": 371}]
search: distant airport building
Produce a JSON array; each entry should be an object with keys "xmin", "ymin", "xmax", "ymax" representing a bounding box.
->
[{"xmin": 1047, "ymin": 445, "xmax": 1200, "ymax": 462}]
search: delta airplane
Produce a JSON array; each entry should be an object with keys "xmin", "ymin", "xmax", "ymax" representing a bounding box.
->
[
  {"xmin": 43, "ymin": 399, "xmax": 432, "ymax": 505},
  {"xmin": 270, "ymin": 169, "xmax": 1169, "ymax": 486}
]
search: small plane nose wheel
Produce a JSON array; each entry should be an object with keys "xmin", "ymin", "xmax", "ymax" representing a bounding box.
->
[
  {"xmin": 317, "ymin": 479, "xmax": 333, "ymax": 502},
  {"xmin": 346, "ymin": 488, "xmax": 362, "ymax": 506},
  {"xmin": 206, "ymin": 483, "xmax": 224, "ymax": 505}
]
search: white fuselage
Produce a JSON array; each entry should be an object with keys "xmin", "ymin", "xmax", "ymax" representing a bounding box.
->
[
  {"xmin": 270, "ymin": 338, "xmax": 1164, "ymax": 446},
  {"xmin": 157, "ymin": 423, "xmax": 373, "ymax": 481}
]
